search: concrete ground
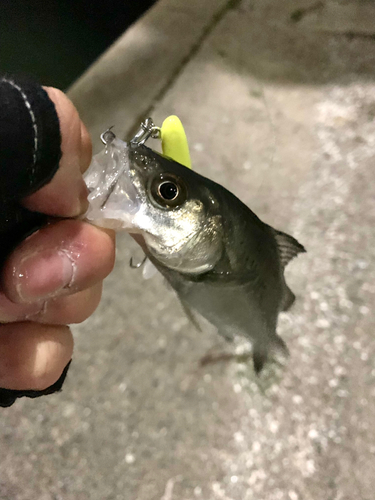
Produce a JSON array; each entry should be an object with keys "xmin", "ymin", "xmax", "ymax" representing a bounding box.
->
[{"xmin": 1, "ymin": 1, "xmax": 375, "ymax": 499}]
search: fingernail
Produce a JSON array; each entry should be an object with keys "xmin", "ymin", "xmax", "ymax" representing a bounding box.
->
[{"xmin": 15, "ymin": 250, "xmax": 75, "ymax": 302}]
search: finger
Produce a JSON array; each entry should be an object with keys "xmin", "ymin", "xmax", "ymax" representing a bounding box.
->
[
  {"xmin": 21, "ymin": 87, "xmax": 92, "ymax": 217},
  {"xmin": 0, "ymin": 292, "xmax": 43, "ymax": 323},
  {"xmin": 80, "ymin": 120, "xmax": 92, "ymax": 174},
  {"xmin": 2, "ymin": 219, "xmax": 115, "ymax": 304},
  {"xmin": 0, "ymin": 282, "xmax": 102, "ymax": 325},
  {"xmin": 0, "ymin": 322, "xmax": 73, "ymax": 390},
  {"xmin": 31, "ymin": 282, "xmax": 103, "ymax": 325}
]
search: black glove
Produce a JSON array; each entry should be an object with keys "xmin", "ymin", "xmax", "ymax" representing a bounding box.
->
[{"xmin": 0, "ymin": 75, "xmax": 71, "ymax": 408}]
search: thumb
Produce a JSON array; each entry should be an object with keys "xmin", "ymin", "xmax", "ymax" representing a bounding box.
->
[{"xmin": 22, "ymin": 87, "xmax": 92, "ymax": 218}]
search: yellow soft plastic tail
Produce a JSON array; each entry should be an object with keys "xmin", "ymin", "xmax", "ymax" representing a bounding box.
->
[{"xmin": 160, "ymin": 115, "xmax": 192, "ymax": 169}]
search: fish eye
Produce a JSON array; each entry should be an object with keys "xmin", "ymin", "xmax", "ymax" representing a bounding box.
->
[
  {"xmin": 150, "ymin": 174, "xmax": 187, "ymax": 208},
  {"xmin": 158, "ymin": 181, "xmax": 179, "ymax": 201}
]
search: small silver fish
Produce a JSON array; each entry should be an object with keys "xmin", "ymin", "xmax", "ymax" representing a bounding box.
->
[{"xmin": 85, "ymin": 139, "xmax": 305, "ymax": 373}]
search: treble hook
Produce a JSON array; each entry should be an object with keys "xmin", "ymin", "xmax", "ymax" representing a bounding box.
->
[
  {"xmin": 130, "ymin": 117, "xmax": 160, "ymax": 146},
  {"xmin": 129, "ymin": 254, "xmax": 147, "ymax": 269},
  {"xmin": 100, "ymin": 126, "xmax": 116, "ymax": 145}
]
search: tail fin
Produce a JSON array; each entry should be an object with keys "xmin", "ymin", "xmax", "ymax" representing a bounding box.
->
[
  {"xmin": 253, "ymin": 336, "xmax": 289, "ymax": 374},
  {"xmin": 253, "ymin": 345, "xmax": 268, "ymax": 374}
]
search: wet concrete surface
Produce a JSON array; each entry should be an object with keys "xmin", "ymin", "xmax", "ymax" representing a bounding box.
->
[{"xmin": 1, "ymin": 1, "xmax": 375, "ymax": 499}]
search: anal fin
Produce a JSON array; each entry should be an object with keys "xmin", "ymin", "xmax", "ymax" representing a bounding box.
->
[
  {"xmin": 272, "ymin": 334, "xmax": 290, "ymax": 357},
  {"xmin": 179, "ymin": 299, "xmax": 202, "ymax": 332}
]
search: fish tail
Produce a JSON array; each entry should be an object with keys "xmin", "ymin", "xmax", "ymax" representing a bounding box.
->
[
  {"xmin": 282, "ymin": 285, "xmax": 296, "ymax": 311},
  {"xmin": 253, "ymin": 344, "xmax": 268, "ymax": 374},
  {"xmin": 253, "ymin": 336, "xmax": 289, "ymax": 374}
]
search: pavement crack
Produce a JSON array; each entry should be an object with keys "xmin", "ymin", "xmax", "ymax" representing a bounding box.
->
[
  {"xmin": 336, "ymin": 31, "xmax": 375, "ymax": 40},
  {"xmin": 290, "ymin": 1, "xmax": 324, "ymax": 23},
  {"xmin": 127, "ymin": 0, "xmax": 243, "ymax": 139}
]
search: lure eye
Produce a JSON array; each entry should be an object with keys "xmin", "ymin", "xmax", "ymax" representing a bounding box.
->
[{"xmin": 150, "ymin": 174, "xmax": 187, "ymax": 208}]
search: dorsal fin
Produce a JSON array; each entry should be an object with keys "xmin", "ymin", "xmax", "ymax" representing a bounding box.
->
[{"xmin": 272, "ymin": 228, "xmax": 306, "ymax": 268}]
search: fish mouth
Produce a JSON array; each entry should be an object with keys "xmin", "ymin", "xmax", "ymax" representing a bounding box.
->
[{"xmin": 83, "ymin": 137, "xmax": 142, "ymax": 230}]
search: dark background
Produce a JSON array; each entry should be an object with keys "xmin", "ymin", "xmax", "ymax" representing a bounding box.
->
[{"xmin": 0, "ymin": 0, "xmax": 158, "ymax": 90}]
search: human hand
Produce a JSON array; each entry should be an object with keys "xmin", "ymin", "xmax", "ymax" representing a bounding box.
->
[{"xmin": 0, "ymin": 87, "xmax": 115, "ymax": 395}]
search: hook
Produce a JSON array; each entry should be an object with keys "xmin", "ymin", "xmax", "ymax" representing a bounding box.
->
[
  {"xmin": 100, "ymin": 126, "xmax": 116, "ymax": 145},
  {"xmin": 130, "ymin": 118, "xmax": 160, "ymax": 146},
  {"xmin": 129, "ymin": 254, "xmax": 147, "ymax": 269}
]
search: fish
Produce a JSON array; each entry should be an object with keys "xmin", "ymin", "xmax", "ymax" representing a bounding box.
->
[{"xmin": 84, "ymin": 137, "xmax": 305, "ymax": 373}]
